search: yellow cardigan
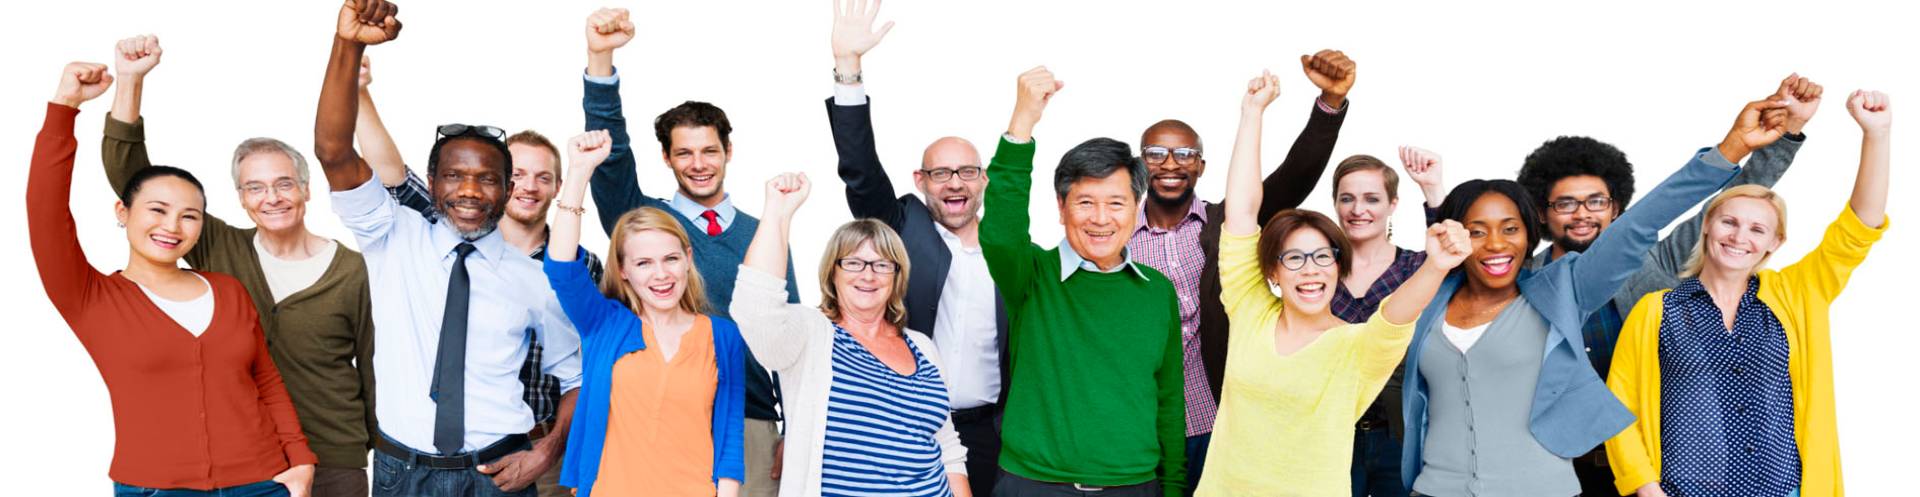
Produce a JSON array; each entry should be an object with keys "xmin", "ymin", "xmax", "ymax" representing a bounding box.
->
[{"xmin": 1605, "ymin": 204, "xmax": 1887, "ymax": 497}]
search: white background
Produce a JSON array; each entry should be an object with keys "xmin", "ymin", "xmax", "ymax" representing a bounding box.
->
[{"xmin": 0, "ymin": 0, "xmax": 1913, "ymax": 493}]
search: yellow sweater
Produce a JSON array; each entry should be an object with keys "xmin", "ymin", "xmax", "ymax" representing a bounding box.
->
[{"xmin": 1604, "ymin": 205, "xmax": 1888, "ymax": 497}]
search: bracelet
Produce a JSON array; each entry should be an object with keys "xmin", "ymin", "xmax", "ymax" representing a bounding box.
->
[
  {"xmin": 833, "ymin": 69, "xmax": 862, "ymax": 85},
  {"xmin": 554, "ymin": 203, "xmax": 586, "ymax": 216}
]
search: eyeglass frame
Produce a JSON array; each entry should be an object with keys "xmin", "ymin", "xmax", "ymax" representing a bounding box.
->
[
  {"xmin": 835, "ymin": 257, "xmax": 900, "ymax": 274},
  {"xmin": 1277, "ymin": 247, "xmax": 1340, "ymax": 271},
  {"xmin": 1548, "ymin": 196, "xmax": 1614, "ymax": 214},
  {"xmin": 238, "ymin": 178, "xmax": 302, "ymax": 198},
  {"xmin": 1141, "ymin": 145, "xmax": 1202, "ymax": 166},
  {"xmin": 917, "ymin": 165, "xmax": 985, "ymax": 183}
]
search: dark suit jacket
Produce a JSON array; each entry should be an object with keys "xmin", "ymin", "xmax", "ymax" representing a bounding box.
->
[
  {"xmin": 827, "ymin": 97, "xmax": 1013, "ymax": 407},
  {"xmin": 1193, "ymin": 103, "xmax": 1348, "ymax": 403}
]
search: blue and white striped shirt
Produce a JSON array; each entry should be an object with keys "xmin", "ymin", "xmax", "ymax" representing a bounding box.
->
[{"xmin": 820, "ymin": 324, "xmax": 954, "ymax": 497}]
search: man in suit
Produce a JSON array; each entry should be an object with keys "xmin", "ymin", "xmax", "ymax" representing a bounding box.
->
[{"xmin": 824, "ymin": 3, "xmax": 1008, "ymax": 496}]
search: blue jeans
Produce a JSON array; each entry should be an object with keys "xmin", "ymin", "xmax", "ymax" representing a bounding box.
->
[
  {"xmin": 1185, "ymin": 433, "xmax": 1211, "ymax": 495},
  {"xmin": 113, "ymin": 480, "xmax": 288, "ymax": 497},
  {"xmin": 372, "ymin": 438, "xmax": 538, "ymax": 497},
  {"xmin": 1350, "ymin": 426, "xmax": 1404, "ymax": 497}
]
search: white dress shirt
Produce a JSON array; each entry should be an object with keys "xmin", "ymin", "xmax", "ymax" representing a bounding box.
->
[
  {"xmin": 931, "ymin": 223, "xmax": 1002, "ymax": 409},
  {"xmin": 333, "ymin": 174, "xmax": 582, "ymax": 453}
]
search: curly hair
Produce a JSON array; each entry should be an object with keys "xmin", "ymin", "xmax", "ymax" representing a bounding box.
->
[{"xmin": 1516, "ymin": 136, "xmax": 1634, "ymax": 217}]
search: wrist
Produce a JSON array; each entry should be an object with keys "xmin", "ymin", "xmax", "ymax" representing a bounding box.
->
[
  {"xmin": 586, "ymin": 50, "xmax": 615, "ymax": 77},
  {"xmin": 1862, "ymin": 127, "xmax": 1891, "ymax": 140},
  {"xmin": 1716, "ymin": 136, "xmax": 1750, "ymax": 164},
  {"xmin": 1318, "ymin": 91, "xmax": 1345, "ymax": 110},
  {"xmin": 50, "ymin": 96, "xmax": 81, "ymax": 108},
  {"xmin": 833, "ymin": 55, "xmax": 861, "ymax": 77}
]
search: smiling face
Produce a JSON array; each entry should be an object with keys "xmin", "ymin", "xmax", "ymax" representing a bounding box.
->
[
  {"xmin": 1461, "ymin": 192, "xmax": 1529, "ymax": 291},
  {"xmin": 1270, "ymin": 227, "xmax": 1341, "ymax": 315},
  {"xmin": 1701, "ymin": 196, "xmax": 1784, "ymax": 275},
  {"xmin": 1544, "ymin": 174, "xmax": 1615, "ymax": 254},
  {"xmin": 617, "ymin": 229, "xmax": 694, "ymax": 316},
  {"xmin": 430, "ymin": 138, "xmax": 510, "ymax": 240},
  {"xmin": 117, "ymin": 176, "xmax": 206, "ymax": 266},
  {"xmin": 833, "ymin": 241, "xmax": 896, "ymax": 318},
  {"xmin": 1058, "ymin": 168, "xmax": 1140, "ymax": 270},
  {"xmin": 505, "ymin": 143, "xmax": 559, "ymax": 226},
  {"xmin": 663, "ymin": 125, "xmax": 729, "ymax": 206},
  {"xmin": 914, "ymin": 137, "xmax": 986, "ymax": 231},
  {"xmin": 1335, "ymin": 169, "xmax": 1397, "ymax": 243},
  {"xmin": 234, "ymin": 150, "xmax": 308, "ymax": 234},
  {"xmin": 1140, "ymin": 125, "xmax": 1205, "ymax": 207}
]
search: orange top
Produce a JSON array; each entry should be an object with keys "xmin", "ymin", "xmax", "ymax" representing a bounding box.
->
[{"xmin": 593, "ymin": 315, "xmax": 720, "ymax": 496}]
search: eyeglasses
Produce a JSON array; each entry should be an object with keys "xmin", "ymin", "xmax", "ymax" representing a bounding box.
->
[
  {"xmin": 1549, "ymin": 196, "xmax": 1613, "ymax": 214},
  {"xmin": 239, "ymin": 178, "xmax": 300, "ymax": 197},
  {"xmin": 435, "ymin": 123, "xmax": 506, "ymax": 141},
  {"xmin": 1142, "ymin": 146, "xmax": 1201, "ymax": 166},
  {"xmin": 1278, "ymin": 247, "xmax": 1339, "ymax": 271},
  {"xmin": 919, "ymin": 166, "xmax": 984, "ymax": 183},
  {"xmin": 836, "ymin": 258, "xmax": 900, "ymax": 274}
]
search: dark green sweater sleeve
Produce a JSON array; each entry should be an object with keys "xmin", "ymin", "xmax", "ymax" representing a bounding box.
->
[
  {"xmin": 981, "ymin": 137, "xmax": 1040, "ymax": 313},
  {"xmin": 1155, "ymin": 291, "xmax": 1189, "ymax": 496}
]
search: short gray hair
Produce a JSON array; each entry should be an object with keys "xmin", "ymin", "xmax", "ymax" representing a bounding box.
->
[
  {"xmin": 1053, "ymin": 137, "xmax": 1146, "ymax": 200},
  {"xmin": 231, "ymin": 137, "xmax": 311, "ymax": 186}
]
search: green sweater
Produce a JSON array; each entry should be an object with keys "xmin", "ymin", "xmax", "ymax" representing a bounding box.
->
[
  {"xmin": 103, "ymin": 116, "xmax": 377, "ymax": 469},
  {"xmin": 981, "ymin": 137, "xmax": 1187, "ymax": 495}
]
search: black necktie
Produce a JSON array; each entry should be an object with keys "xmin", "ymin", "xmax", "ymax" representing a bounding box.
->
[{"xmin": 431, "ymin": 242, "xmax": 476, "ymax": 455}]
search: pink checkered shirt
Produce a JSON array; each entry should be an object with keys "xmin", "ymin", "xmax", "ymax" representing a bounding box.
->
[{"xmin": 1128, "ymin": 199, "xmax": 1217, "ymax": 436}]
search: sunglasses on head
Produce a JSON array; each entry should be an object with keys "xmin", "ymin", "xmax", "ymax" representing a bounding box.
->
[{"xmin": 435, "ymin": 123, "xmax": 506, "ymax": 141}]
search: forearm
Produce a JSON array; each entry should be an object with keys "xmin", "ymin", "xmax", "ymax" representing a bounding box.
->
[
  {"xmin": 356, "ymin": 88, "xmax": 409, "ymax": 187},
  {"xmin": 1222, "ymin": 108, "xmax": 1266, "ymax": 235},
  {"xmin": 254, "ymin": 337, "xmax": 320, "ymax": 465},
  {"xmin": 100, "ymin": 111, "xmax": 152, "ymax": 199},
  {"xmin": 533, "ymin": 389, "xmax": 579, "ymax": 462},
  {"xmin": 587, "ymin": 48, "xmax": 614, "ymax": 78},
  {"xmin": 743, "ymin": 212, "xmax": 793, "ymax": 278},
  {"xmin": 1380, "ymin": 263, "xmax": 1449, "ymax": 325},
  {"xmin": 1261, "ymin": 102, "xmax": 1346, "ymax": 218},
  {"xmin": 1851, "ymin": 131, "xmax": 1889, "ymax": 228},
  {"xmin": 313, "ymin": 37, "xmax": 373, "ymax": 190},
  {"xmin": 109, "ymin": 75, "xmax": 143, "ymax": 126},
  {"xmin": 948, "ymin": 474, "xmax": 973, "ymax": 497},
  {"xmin": 1155, "ymin": 317, "xmax": 1189, "ymax": 494},
  {"xmin": 548, "ymin": 171, "xmax": 593, "ymax": 262}
]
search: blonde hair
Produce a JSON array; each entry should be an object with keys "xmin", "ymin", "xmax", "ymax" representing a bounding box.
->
[
  {"xmin": 816, "ymin": 219, "xmax": 912, "ymax": 330},
  {"xmin": 1679, "ymin": 184, "xmax": 1789, "ymax": 279},
  {"xmin": 602, "ymin": 207, "xmax": 710, "ymax": 316}
]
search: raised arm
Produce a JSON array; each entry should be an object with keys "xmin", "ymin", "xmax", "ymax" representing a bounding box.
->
[
  {"xmin": 582, "ymin": 7, "xmax": 649, "ymax": 234},
  {"xmin": 355, "ymin": 55, "xmax": 410, "ymax": 188},
  {"xmin": 1222, "ymin": 70, "xmax": 1280, "ymax": 236},
  {"xmin": 732, "ymin": 173, "xmax": 817, "ymax": 372},
  {"xmin": 1257, "ymin": 50, "xmax": 1355, "ymax": 220},
  {"xmin": 1379, "ymin": 221, "xmax": 1470, "ymax": 324},
  {"xmin": 1399, "ymin": 146, "xmax": 1446, "ymax": 211},
  {"xmin": 1846, "ymin": 90, "xmax": 1890, "ymax": 228},
  {"xmin": 313, "ymin": 0, "xmax": 401, "ymax": 192},
  {"xmin": 31, "ymin": 63, "xmax": 114, "ymax": 321},
  {"xmin": 550, "ymin": 131, "xmax": 610, "ymax": 264},
  {"xmin": 102, "ymin": 35, "xmax": 162, "ymax": 199},
  {"xmin": 827, "ymin": 0, "xmax": 905, "ymax": 226},
  {"xmin": 980, "ymin": 67, "xmax": 1060, "ymax": 312}
]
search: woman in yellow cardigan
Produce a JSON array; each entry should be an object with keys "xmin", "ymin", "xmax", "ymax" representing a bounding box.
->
[{"xmin": 1604, "ymin": 89, "xmax": 1892, "ymax": 497}]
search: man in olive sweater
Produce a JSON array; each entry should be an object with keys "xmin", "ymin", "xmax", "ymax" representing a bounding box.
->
[{"xmin": 982, "ymin": 67, "xmax": 1186, "ymax": 497}]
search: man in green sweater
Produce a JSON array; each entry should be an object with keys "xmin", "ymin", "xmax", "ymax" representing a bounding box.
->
[{"xmin": 981, "ymin": 66, "xmax": 1187, "ymax": 496}]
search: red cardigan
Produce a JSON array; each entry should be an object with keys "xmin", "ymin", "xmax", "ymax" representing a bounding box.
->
[{"xmin": 27, "ymin": 103, "xmax": 317, "ymax": 489}]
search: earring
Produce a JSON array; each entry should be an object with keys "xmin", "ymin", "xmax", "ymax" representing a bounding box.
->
[
  {"xmin": 1388, "ymin": 220, "xmax": 1394, "ymax": 239},
  {"xmin": 116, "ymin": 221, "xmax": 125, "ymax": 228},
  {"xmin": 1267, "ymin": 279, "xmax": 1286, "ymax": 299}
]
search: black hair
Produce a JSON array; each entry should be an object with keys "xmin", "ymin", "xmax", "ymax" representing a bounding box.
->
[
  {"xmin": 653, "ymin": 101, "xmax": 733, "ymax": 154},
  {"xmin": 426, "ymin": 134, "xmax": 513, "ymax": 178},
  {"xmin": 1517, "ymin": 136, "xmax": 1634, "ymax": 217},
  {"xmin": 1436, "ymin": 179, "xmax": 1543, "ymax": 265},
  {"xmin": 1053, "ymin": 137, "xmax": 1146, "ymax": 200},
  {"xmin": 120, "ymin": 165, "xmax": 207, "ymax": 207}
]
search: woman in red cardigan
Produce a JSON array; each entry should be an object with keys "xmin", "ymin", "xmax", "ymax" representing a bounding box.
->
[{"xmin": 28, "ymin": 62, "xmax": 317, "ymax": 497}]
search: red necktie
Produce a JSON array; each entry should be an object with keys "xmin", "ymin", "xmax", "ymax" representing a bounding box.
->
[{"xmin": 701, "ymin": 209, "xmax": 722, "ymax": 236}]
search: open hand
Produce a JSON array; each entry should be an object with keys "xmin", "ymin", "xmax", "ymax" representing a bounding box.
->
[
  {"xmin": 476, "ymin": 450, "xmax": 549, "ymax": 492},
  {"xmin": 831, "ymin": 0, "xmax": 894, "ymax": 74}
]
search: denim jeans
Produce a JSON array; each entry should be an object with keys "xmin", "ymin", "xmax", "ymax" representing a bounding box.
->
[
  {"xmin": 1351, "ymin": 426, "xmax": 1405, "ymax": 497},
  {"xmin": 372, "ymin": 438, "xmax": 538, "ymax": 497},
  {"xmin": 113, "ymin": 480, "xmax": 288, "ymax": 497}
]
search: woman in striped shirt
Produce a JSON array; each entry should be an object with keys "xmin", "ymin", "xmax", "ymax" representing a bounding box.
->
[{"xmin": 731, "ymin": 172, "xmax": 971, "ymax": 497}]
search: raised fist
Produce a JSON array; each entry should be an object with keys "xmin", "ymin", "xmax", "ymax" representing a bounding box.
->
[
  {"xmin": 831, "ymin": 0, "xmax": 894, "ymax": 64},
  {"xmin": 1397, "ymin": 145, "xmax": 1444, "ymax": 190},
  {"xmin": 52, "ymin": 62, "xmax": 113, "ymax": 108},
  {"xmin": 1425, "ymin": 220, "xmax": 1472, "ymax": 270},
  {"xmin": 1301, "ymin": 49, "xmax": 1356, "ymax": 106},
  {"xmin": 586, "ymin": 8, "xmax": 635, "ymax": 54},
  {"xmin": 113, "ymin": 34, "xmax": 162, "ymax": 78},
  {"xmin": 337, "ymin": 0, "xmax": 402, "ymax": 45},
  {"xmin": 1847, "ymin": 90, "xmax": 1891, "ymax": 135},
  {"xmin": 1774, "ymin": 73, "xmax": 1823, "ymax": 134},
  {"xmin": 1719, "ymin": 98, "xmax": 1791, "ymax": 163},
  {"xmin": 763, "ymin": 172, "xmax": 813, "ymax": 217},
  {"xmin": 569, "ymin": 130, "xmax": 613, "ymax": 174},
  {"xmin": 1242, "ymin": 69, "xmax": 1281, "ymax": 113},
  {"xmin": 1007, "ymin": 66, "xmax": 1063, "ymax": 141}
]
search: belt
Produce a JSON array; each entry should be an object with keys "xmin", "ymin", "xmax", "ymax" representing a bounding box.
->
[
  {"xmin": 952, "ymin": 403, "xmax": 1001, "ymax": 425},
  {"xmin": 1011, "ymin": 472, "xmax": 1153, "ymax": 493},
  {"xmin": 376, "ymin": 433, "xmax": 530, "ymax": 470}
]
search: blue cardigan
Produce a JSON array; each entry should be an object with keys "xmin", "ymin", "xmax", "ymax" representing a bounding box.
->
[
  {"xmin": 1399, "ymin": 147, "xmax": 1739, "ymax": 488},
  {"xmin": 545, "ymin": 249, "xmax": 746, "ymax": 496}
]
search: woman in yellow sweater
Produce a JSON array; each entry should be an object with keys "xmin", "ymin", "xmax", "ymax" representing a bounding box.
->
[
  {"xmin": 1604, "ymin": 90, "xmax": 1892, "ymax": 497},
  {"xmin": 1196, "ymin": 70, "xmax": 1470, "ymax": 496}
]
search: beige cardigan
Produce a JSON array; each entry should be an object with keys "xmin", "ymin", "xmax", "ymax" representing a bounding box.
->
[{"xmin": 731, "ymin": 265, "xmax": 968, "ymax": 497}]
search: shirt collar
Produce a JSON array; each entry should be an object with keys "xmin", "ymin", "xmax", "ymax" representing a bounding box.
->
[
  {"xmin": 1058, "ymin": 237, "xmax": 1148, "ymax": 281},
  {"xmin": 430, "ymin": 220, "xmax": 509, "ymax": 269},
  {"xmin": 670, "ymin": 192, "xmax": 735, "ymax": 227},
  {"xmin": 1675, "ymin": 276, "xmax": 1761, "ymax": 301},
  {"xmin": 1133, "ymin": 198, "xmax": 1210, "ymax": 235}
]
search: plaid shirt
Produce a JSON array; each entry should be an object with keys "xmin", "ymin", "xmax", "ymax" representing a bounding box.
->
[
  {"xmin": 1330, "ymin": 247, "xmax": 1429, "ymax": 324},
  {"xmin": 1127, "ymin": 200, "xmax": 1217, "ymax": 437},
  {"xmin": 388, "ymin": 171, "xmax": 603, "ymax": 423}
]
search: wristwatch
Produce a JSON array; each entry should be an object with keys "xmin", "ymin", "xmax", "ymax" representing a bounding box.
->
[{"xmin": 833, "ymin": 69, "xmax": 862, "ymax": 85}]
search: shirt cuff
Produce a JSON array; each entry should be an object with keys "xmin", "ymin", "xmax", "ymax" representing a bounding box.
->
[
  {"xmin": 1001, "ymin": 133, "xmax": 1033, "ymax": 145},
  {"xmin": 1315, "ymin": 97, "xmax": 1347, "ymax": 115},
  {"xmin": 583, "ymin": 68, "xmax": 619, "ymax": 85},
  {"xmin": 833, "ymin": 83, "xmax": 868, "ymax": 106}
]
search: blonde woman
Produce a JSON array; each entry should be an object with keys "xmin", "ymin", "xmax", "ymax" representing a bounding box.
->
[
  {"xmin": 732, "ymin": 172, "xmax": 970, "ymax": 497},
  {"xmin": 544, "ymin": 131, "xmax": 746, "ymax": 497},
  {"xmin": 1605, "ymin": 91, "xmax": 1892, "ymax": 497}
]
